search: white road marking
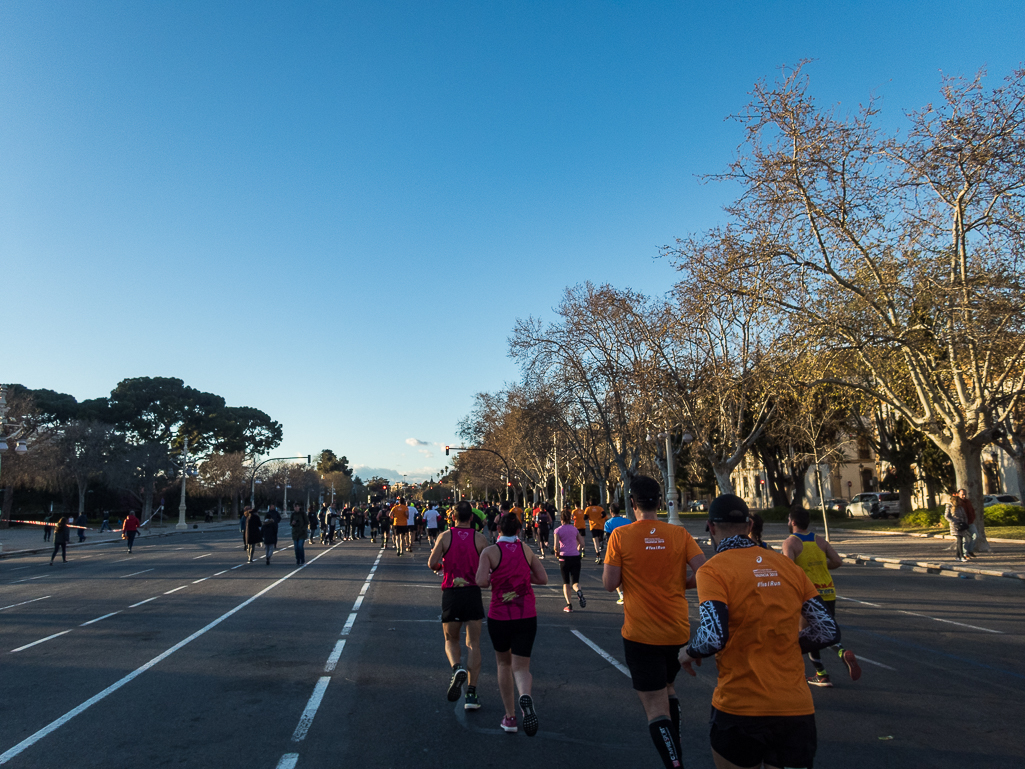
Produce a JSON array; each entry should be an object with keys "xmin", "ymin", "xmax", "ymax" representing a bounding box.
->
[
  {"xmin": 0, "ymin": 596, "xmax": 50, "ymax": 612},
  {"xmin": 9, "ymin": 566, "xmax": 32, "ymax": 571},
  {"xmin": 231, "ymin": 564, "xmax": 245, "ymax": 570},
  {"xmin": 11, "ymin": 575, "xmax": 49, "ymax": 584},
  {"xmin": 0, "ymin": 542, "xmax": 342, "ymax": 766},
  {"xmin": 129, "ymin": 597, "xmax": 158, "ymax": 608},
  {"xmin": 120, "ymin": 569, "xmax": 154, "ymax": 579},
  {"xmin": 857, "ymin": 655, "xmax": 897, "ymax": 671},
  {"xmin": 112, "ymin": 558, "xmax": 133, "ymax": 563},
  {"xmin": 291, "ymin": 677, "xmax": 331, "ymax": 742},
  {"xmin": 359, "ymin": 582, "xmax": 370, "ymax": 596},
  {"xmin": 275, "ymin": 754, "xmax": 299, "ymax": 769},
  {"xmin": 341, "ymin": 612, "xmax": 357, "ymax": 636},
  {"xmin": 11, "ymin": 630, "xmax": 72, "ymax": 653},
  {"xmin": 192, "ymin": 577, "xmax": 210, "ymax": 584},
  {"xmin": 163, "ymin": 586, "xmax": 187, "ymax": 595},
  {"xmin": 324, "ymin": 640, "xmax": 346, "ymax": 672},
  {"xmin": 837, "ymin": 595, "xmax": 1003, "ymax": 634},
  {"xmin": 192, "ymin": 553, "xmax": 212, "ymax": 560},
  {"xmin": 213, "ymin": 570, "xmax": 228, "ymax": 576},
  {"xmin": 352, "ymin": 595, "xmax": 364, "ymax": 611},
  {"xmin": 571, "ymin": 630, "xmax": 630, "ymax": 677},
  {"xmin": 80, "ymin": 612, "xmax": 120, "ymax": 627}
]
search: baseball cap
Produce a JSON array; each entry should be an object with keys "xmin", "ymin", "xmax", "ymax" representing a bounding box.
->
[{"xmin": 708, "ymin": 494, "xmax": 750, "ymax": 523}]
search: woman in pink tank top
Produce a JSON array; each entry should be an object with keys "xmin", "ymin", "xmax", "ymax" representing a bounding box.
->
[{"xmin": 475, "ymin": 511, "xmax": 548, "ymax": 737}]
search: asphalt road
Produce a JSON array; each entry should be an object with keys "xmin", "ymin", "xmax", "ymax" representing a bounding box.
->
[{"xmin": 1, "ymin": 526, "xmax": 1022, "ymax": 769}]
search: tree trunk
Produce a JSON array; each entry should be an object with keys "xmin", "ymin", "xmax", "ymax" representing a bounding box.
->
[
  {"xmin": 143, "ymin": 483, "xmax": 154, "ymax": 522},
  {"xmin": 946, "ymin": 440, "xmax": 988, "ymax": 552},
  {"xmin": 898, "ymin": 480, "xmax": 914, "ymax": 518},
  {"xmin": 712, "ymin": 464, "xmax": 735, "ymax": 496},
  {"xmin": 78, "ymin": 481, "xmax": 87, "ymax": 515},
  {"xmin": 1, "ymin": 486, "xmax": 13, "ymax": 527}
]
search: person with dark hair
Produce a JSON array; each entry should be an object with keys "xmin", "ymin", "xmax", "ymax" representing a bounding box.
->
[
  {"xmin": 603, "ymin": 475, "xmax": 706, "ymax": 769},
  {"xmin": 604, "ymin": 502, "xmax": 629, "ymax": 604},
  {"xmin": 535, "ymin": 503, "xmax": 553, "ymax": 559},
  {"xmin": 554, "ymin": 509, "xmax": 586, "ymax": 612},
  {"xmin": 749, "ymin": 512, "xmax": 770, "ymax": 549},
  {"xmin": 585, "ymin": 499, "xmax": 607, "ymax": 563},
  {"xmin": 783, "ymin": 509, "xmax": 860, "ymax": 688},
  {"xmin": 122, "ymin": 510, "xmax": 140, "ymax": 554},
  {"xmin": 261, "ymin": 511, "xmax": 278, "ymax": 565},
  {"xmin": 681, "ymin": 494, "xmax": 840, "ymax": 769},
  {"xmin": 475, "ymin": 512, "xmax": 548, "ymax": 736},
  {"xmin": 49, "ymin": 517, "xmax": 70, "ymax": 564},
  {"xmin": 429, "ymin": 500, "xmax": 489, "ymax": 711},
  {"xmin": 243, "ymin": 507, "xmax": 263, "ymax": 563},
  {"xmin": 290, "ymin": 503, "xmax": 308, "ymax": 565},
  {"xmin": 391, "ymin": 497, "xmax": 409, "ymax": 556}
]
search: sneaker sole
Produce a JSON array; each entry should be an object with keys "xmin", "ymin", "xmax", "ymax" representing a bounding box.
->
[
  {"xmin": 577, "ymin": 592, "xmax": 586, "ymax": 608},
  {"xmin": 807, "ymin": 679, "xmax": 833, "ymax": 688},
  {"xmin": 447, "ymin": 668, "xmax": 467, "ymax": 701},
  {"xmin": 464, "ymin": 702, "xmax": 481, "ymax": 711},
  {"xmin": 501, "ymin": 723, "xmax": 518, "ymax": 733},
  {"xmin": 842, "ymin": 651, "xmax": 862, "ymax": 681},
  {"xmin": 519, "ymin": 695, "xmax": 538, "ymax": 737}
]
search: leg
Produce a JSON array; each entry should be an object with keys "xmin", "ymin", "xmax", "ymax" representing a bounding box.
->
[
  {"xmin": 495, "ymin": 650, "xmax": 516, "ymax": 717},
  {"xmin": 465, "ymin": 620, "xmax": 483, "ymax": 686},
  {"xmin": 562, "ymin": 582, "xmax": 573, "ymax": 606},
  {"xmin": 443, "ymin": 622, "xmax": 464, "ymax": 667},
  {"xmin": 511, "ymin": 653, "xmax": 532, "ymax": 698}
]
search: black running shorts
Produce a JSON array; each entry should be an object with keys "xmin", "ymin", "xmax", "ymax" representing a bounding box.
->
[
  {"xmin": 590, "ymin": 529, "xmax": 604, "ymax": 542},
  {"xmin": 558, "ymin": 555, "xmax": 582, "ymax": 584},
  {"xmin": 576, "ymin": 527, "xmax": 586, "ymax": 538},
  {"xmin": 623, "ymin": 638, "xmax": 683, "ymax": 692},
  {"xmin": 709, "ymin": 708, "xmax": 817, "ymax": 769},
  {"xmin": 441, "ymin": 587, "xmax": 485, "ymax": 623},
  {"xmin": 487, "ymin": 616, "xmax": 537, "ymax": 657}
]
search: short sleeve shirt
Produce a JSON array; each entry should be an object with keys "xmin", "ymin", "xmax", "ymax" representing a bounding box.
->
[
  {"xmin": 510, "ymin": 507, "xmax": 524, "ymax": 523},
  {"xmin": 391, "ymin": 505, "xmax": 408, "ymax": 526},
  {"xmin": 604, "ymin": 520, "xmax": 704, "ymax": 646},
  {"xmin": 584, "ymin": 505, "xmax": 606, "ymax": 530},
  {"xmin": 571, "ymin": 509, "xmax": 587, "ymax": 529},
  {"xmin": 696, "ymin": 547, "xmax": 818, "ymax": 717}
]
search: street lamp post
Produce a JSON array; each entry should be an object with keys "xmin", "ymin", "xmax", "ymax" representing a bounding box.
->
[
  {"xmin": 176, "ymin": 436, "xmax": 195, "ymax": 531},
  {"xmin": 250, "ymin": 455, "xmax": 312, "ymax": 509}
]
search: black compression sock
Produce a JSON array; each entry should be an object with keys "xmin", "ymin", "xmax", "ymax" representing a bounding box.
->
[
  {"xmin": 648, "ymin": 717, "xmax": 683, "ymax": 768},
  {"xmin": 466, "ymin": 685, "xmax": 476, "ymax": 695},
  {"xmin": 452, "ymin": 663, "xmax": 461, "ymax": 672},
  {"xmin": 668, "ymin": 696, "xmax": 681, "ymax": 740}
]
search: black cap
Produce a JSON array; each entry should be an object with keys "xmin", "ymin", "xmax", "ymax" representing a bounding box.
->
[{"xmin": 708, "ymin": 494, "xmax": 750, "ymax": 523}]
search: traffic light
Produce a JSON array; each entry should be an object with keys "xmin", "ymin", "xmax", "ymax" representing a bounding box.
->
[{"xmin": 445, "ymin": 446, "xmax": 450, "ymax": 455}]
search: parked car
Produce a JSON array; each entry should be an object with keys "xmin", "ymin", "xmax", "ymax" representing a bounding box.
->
[
  {"xmin": 983, "ymin": 494, "xmax": 1021, "ymax": 508},
  {"xmin": 847, "ymin": 492, "xmax": 902, "ymax": 519},
  {"xmin": 824, "ymin": 499, "xmax": 848, "ymax": 515},
  {"xmin": 688, "ymin": 499, "xmax": 709, "ymax": 512}
]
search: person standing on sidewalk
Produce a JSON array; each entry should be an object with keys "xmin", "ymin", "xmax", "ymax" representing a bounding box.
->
[
  {"xmin": 943, "ymin": 493, "xmax": 970, "ymax": 562},
  {"xmin": 782, "ymin": 507, "xmax": 861, "ymax": 687},
  {"xmin": 75, "ymin": 512, "xmax": 88, "ymax": 542},
  {"xmin": 475, "ymin": 513, "xmax": 548, "ymax": 736},
  {"xmin": 680, "ymin": 493, "xmax": 840, "ymax": 769},
  {"xmin": 43, "ymin": 512, "xmax": 54, "ymax": 542},
  {"xmin": 49, "ymin": 517, "xmax": 70, "ymax": 564},
  {"xmin": 123, "ymin": 510, "xmax": 140, "ymax": 553},
  {"xmin": 429, "ymin": 501, "xmax": 489, "ymax": 711},
  {"xmin": 958, "ymin": 489, "xmax": 979, "ymax": 559},
  {"xmin": 603, "ymin": 475, "xmax": 706, "ymax": 769},
  {"xmin": 290, "ymin": 503, "xmax": 308, "ymax": 565}
]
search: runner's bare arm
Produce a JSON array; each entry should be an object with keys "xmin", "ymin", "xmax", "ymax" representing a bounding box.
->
[
  {"xmin": 817, "ymin": 535, "xmax": 843, "ymax": 569},
  {"xmin": 427, "ymin": 530, "xmax": 449, "ymax": 572},
  {"xmin": 685, "ymin": 553, "xmax": 706, "ymax": 590},
  {"xmin": 781, "ymin": 535, "xmax": 802, "ymax": 561},
  {"xmin": 475, "ymin": 547, "xmax": 497, "ymax": 588},
  {"xmin": 525, "ymin": 544, "xmax": 549, "ymax": 585},
  {"xmin": 474, "ymin": 531, "xmax": 489, "ymax": 553},
  {"xmin": 602, "ymin": 564, "xmax": 622, "ymax": 592}
]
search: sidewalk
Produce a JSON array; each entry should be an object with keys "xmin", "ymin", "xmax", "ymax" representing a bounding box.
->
[
  {"xmin": 679, "ymin": 521, "xmax": 1025, "ymax": 581},
  {"xmin": 0, "ymin": 520, "xmax": 239, "ymax": 559}
]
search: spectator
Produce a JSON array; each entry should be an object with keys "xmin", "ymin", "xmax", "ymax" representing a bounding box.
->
[{"xmin": 49, "ymin": 517, "xmax": 70, "ymax": 564}]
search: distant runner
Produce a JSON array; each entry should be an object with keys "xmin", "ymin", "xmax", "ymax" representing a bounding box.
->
[
  {"xmin": 554, "ymin": 509, "xmax": 586, "ymax": 612},
  {"xmin": 585, "ymin": 500, "xmax": 607, "ymax": 562},
  {"xmin": 603, "ymin": 503, "xmax": 629, "ymax": 604},
  {"xmin": 391, "ymin": 497, "xmax": 410, "ymax": 556}
]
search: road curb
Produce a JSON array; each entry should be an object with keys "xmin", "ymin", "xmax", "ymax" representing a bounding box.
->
[
  {"xmin": 836, "ymin": 551, "xmax": 1025, "ymax": 581},
  {"xmin": 0, "ymin": 524, "xmax": 236, "ymax": 560},
  {"xmin": 830, "ymin": 527, "xmax": 1023, "ymax": 545}
]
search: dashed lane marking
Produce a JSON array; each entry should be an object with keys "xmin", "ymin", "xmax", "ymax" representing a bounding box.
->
[
  {"xmin": 857, "ymin": 655, "xmax": 897, "ymax": 671},
  {"xmin": 163, "ymin": 586, "xmax": 188, "ymax": 595},
  {"xmin": 80, "ymin": 612, "xmax": 120, "ymax": 627},
  {"xmin": 120, "ymin": 569, "xmax": 154, "ymax": 579},
  {"xmin": 570, "ymin": 630, "xmax": 630, "ymax": 677},
  {"xmin": 837, "ymin": 595, "xmax": 1003, "ymax": 634},
  {"xmin": 129, "ymin": 597, "xmax": 158, "ymax": 608},
  {"xmin": 0, "ymin": 596, "xmax": 50, "ymax": 612},
  {"xmin": 291, "ymin": 677, "xmax": 331, "ymax": 742},
  {"xmin": 11, "ymin": 630, "xmax": 72, "ymax": 653},
  {"xmin": 192, "ymin": 554, "xmax": 212, "ymax": 560},
  {"xmin": 275, "ymin": 754, "xmax": 299, "ymax": 769},
  {"xmin": 324, "ymin": 640, "xmax": 346, "ymax": 672}
]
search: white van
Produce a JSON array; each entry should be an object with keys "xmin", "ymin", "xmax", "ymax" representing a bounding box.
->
[{"xmin": 847, "ymin": 492, "xmax": 901, "ymax": 519}]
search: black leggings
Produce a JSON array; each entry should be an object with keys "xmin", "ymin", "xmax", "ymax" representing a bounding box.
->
[{"xmin": 51, "ymin": 542, "xmax": 67, "ymax": 562}]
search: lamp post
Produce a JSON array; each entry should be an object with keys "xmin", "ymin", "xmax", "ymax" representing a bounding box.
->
[
  {"xmin": 250, "ymin": 455, "xmax": 312, "ymax": 509},
  {"xmin": 648, "ymin": 425, "xmax": 689, "ymax": 526},
  {"xmin": 175, "ymin": 436, "xmax": 197, "ymax": 531}
]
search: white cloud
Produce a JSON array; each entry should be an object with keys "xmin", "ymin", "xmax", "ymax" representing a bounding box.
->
[{"xmin": 405, "ymin": 438, "xmax": 429, "ymax": 446}]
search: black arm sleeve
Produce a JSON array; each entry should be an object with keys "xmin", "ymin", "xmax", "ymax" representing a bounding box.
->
[
  {"xmin": 799, "ymin": 596, "xmax": 840, "ymax": 654},
  {"xmin": 687, "ymin": 600, "xmax": 729, "ymax": 658}
]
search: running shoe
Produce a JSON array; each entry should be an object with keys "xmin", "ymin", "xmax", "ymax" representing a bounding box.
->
[
  {"xmin": 539, "ymin": 553, "xmax": 544, "ymax": 559},
  {"xmin": 563, "ymin": 604, "xmax": 573, "ymax": 613},
  {"xmin": 447, "ymin": 666, "xmax": 468, "ymax": 701},
  {"xmin": 616, "ymin": 597, "xmax": 624, "ymax": 605},
  {"xmin": 500, "ymin": 715, "xmax": 518, "ymax": 733},
  {"xmin": 577, "ymin": 589, "xmax": 587, "ymax": 608},
  {"xmin": 519, "ymin": 694, "xmax": 538, "ymax": 737},
  {"xmin": 595, "ymin": 556, "xmax": 601, "ymax": 563},
  {"xmin": 464, "ymin": 690, "xmax": 480, "ymax": 711},
  {"xmin": 840, "ymin": 650, "xmax": 862, "ymax": 681},
  {"xmin": 807, "ymin": 672, "xmax": 833, "ymax": 688}
]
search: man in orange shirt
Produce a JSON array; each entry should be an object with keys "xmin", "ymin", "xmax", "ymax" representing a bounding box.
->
[
  {"xmin": 509, "ymin": 503, "xmax": 524, "ymax": 540},
  {"xmin": 603, "ymin": 475, "xmax": 706, "ymax": 769},
  {"xmin": 680, "ymin": 494, "xmax": 839, "ymax": 769},
  {"xmin": 584, "ymin": 500, "xmax": 606, "ymax": 562},
  {"xmin": 390, "ymin": 497, "xmax": 410, "ymax": 556}
]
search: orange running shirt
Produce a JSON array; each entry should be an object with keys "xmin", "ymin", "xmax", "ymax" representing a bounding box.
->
[
  {"xmin": 571, "ymin": 508, "xmax": 587, "ymax": 529},
  {"xmin": 604, "ymin": 520, "xmax": 704, "ymax": 646},
  {"xmin": 696, "ymin": 547, "xmax": 818, "ymax": 717},
  {"xmin": 510, "ymin": 507, "xmax": 524, "ymax": 523},
  {"xmin": 585, "ymin": 505, "xmax": 606, "ymax": 530},
  {"xmin": 390, "ymin": 505, "xmax": 408, "ymax": 527}
]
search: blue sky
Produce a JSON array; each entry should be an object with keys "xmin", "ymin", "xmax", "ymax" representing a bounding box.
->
[{"xmin": 3, "ymin": 1, "xmax": 1022, "ymax": 481}]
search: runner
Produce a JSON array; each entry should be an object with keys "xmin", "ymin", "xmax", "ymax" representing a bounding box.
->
[
  {"xmin": 391, "ymin": 497, "xmax": 409, "ymax": 556},
  {"xmin": 406, "ymin": 500, "xmax": 419, "ymax": 551},
  {"xmin": 378, "ymin": 506, "xmax": 391, "ymax": 549},
  {"xmin": 603, "ymin": 502, "xmax": 629, "ymax": 604},
  {"xmin": 680, "ymin": 493, "xmax": 840, "ymax": 769},
  {"xmin": 602, "ymin": 475, "xmax": 706, "ymax": 769},
  {"xmin": 585, "ymin": 499, "xmax": 607, "ymax": 562},
  {"xmin": 782, "ymin": 507, "xmax": 861, "ymax": 688},
  {"xmin": 428, "ymin": 501, "xmax": 489, "ymax": 711},
  {"xmin": 571, "ymin": 503, "xmax": 587, "ymax": 549},
  {"xmin": 424, "ymin": 503, "xmax": 441, "ymax": 546},
  {"xmin": 535, "ymin": 503, "xmax": 553, "ymax": 559},
  {"xmin": 509, "ymin": 502, "xmax": 524, "ymax": 540},
  {"xmin": 553, "ymin": 508, "xmax": 586, "ymax": 611},
  {"xmin": 475, "ymin": 512, "xmax": 548, "ymax": 736}
]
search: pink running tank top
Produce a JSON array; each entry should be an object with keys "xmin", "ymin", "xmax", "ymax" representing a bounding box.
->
[
  {"xmin": 441, "ymin": 527, "xmax": 480, "ymax": 589},
  {"xmin": 487, "ymin": 540, "xmax": 536, "ymax": 621},
  {"xmin": 555, "ymin": 524, "xmax": 579, "ymax": 557}
]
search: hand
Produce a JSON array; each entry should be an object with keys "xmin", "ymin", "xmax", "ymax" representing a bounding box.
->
[{"xmin": 679, "ymin": 648, "xmax": 701, "ymax": 677}]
